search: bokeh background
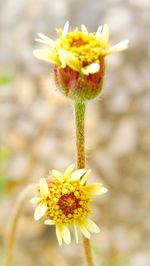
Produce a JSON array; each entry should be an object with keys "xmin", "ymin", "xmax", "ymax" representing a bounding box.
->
[{"xmin": 0, "ymin": 0, "xmax": 150, "ymax": 265}]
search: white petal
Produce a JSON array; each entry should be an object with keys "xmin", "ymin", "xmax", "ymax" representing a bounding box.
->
[
  {"xmin": 85, "ymin": 183, "xmax": 108, "ymax": 196},
  {"xmin": 52, "ymin": 170, "xmax": 62, "ymax": 181},
  {"xmin": 61, "ymin": 225, "xmax": 71, "ymax": 245},
  {"xmin": 106, "ymin": 40, "xmax": 129, "ymax": 55},
  {"xmin": 80, "ymin": 169, "xmax": 91, "ymax": 185},
  {"xmin": 79, "ymin": 225, "xmax": 91, "ymax": 239},
  {"xmin": 44, "ymin": 219, "xmax": 55, "ymax": 225},
  {"xmin": 81, "ymin": 24, "xmax": 88, "ymax": 34},
  {"xmin": 81, "ymin": 63, "xmax": 100, "ymax": 75},
  {"xmin": 64, "ymin": 164, "xmax": 75, "ymax": 176},
  {"xmin": 34, "ymin": 202, "xmax": 47, "ymax": 221},
  {"xmin": 56, "ymin": 224, "xmax": 63, "ymax": 245},
  {"xmin": 101, "ymin": 24, "xmax": 109, "ymax": 43},
  {"xmin": 74, "ymin": 224, "xmax": 79, "ymax": 244},
  {"xmin": 36, "ymin": 33, "xmax": 55, "ymax": 47},
  {"xmin": 71, "ymin": 169, "xmax": 87, "ymax": 181},
  {"xmin": 83, "ymin": 218, "xmax": 100, "ymax": 233},
  {"xmin": 62, "ymin": 21, "xmax": 69, "ymax": 38},
  {"xmin": 57, "ymin": 48, "xmax": 67, "ymax": 67},
  {"xmin": 40, "ymin": 178, "xmax": 49, "ymax": 198},
  {"xmin": 33, "ymin": 49, "xmax": 59, "ymax": 65},
  {"xmin": 95, "ymin": 25, "xmax": 103, "ymax": 38},
  {"xmin": 57, "ymin": 48, "xmax": 80, "ymax": 71},
  {"xmin": 30, "ymin": 197, "xmax": 42, "ymax": 204}
]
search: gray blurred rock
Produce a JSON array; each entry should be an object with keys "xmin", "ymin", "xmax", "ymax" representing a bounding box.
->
[
  {"xmin": 7, "ymin": 153, "xmax": 30, "ymax": 179},
  {"xmin": 131, "ymin": 252, "xmax": 150, "ymax": 266},
  {"xmin": 108, "ymin": 118, "xmax": 138, "ymax": 156}
]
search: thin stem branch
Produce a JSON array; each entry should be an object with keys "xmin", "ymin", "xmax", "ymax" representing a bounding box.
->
[
  {"xmin": 5, "ymin": 184, "xmax": 37, "ymax": 266},
  {"xmin": 74, "ymin": 101, "xmax": 94, "ymax": 266},
  {"xmin": 82, "ymin": 236, "xmax": 94, "ymax": 266}
]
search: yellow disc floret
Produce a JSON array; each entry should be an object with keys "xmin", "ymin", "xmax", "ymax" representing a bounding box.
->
[
  {"xmin": 58, "ymin": 30, "xmax": 107, "ymax": 66},
  {"xmin": 46, "ymin": 176, "xmax": 92, "ymax": 224}
]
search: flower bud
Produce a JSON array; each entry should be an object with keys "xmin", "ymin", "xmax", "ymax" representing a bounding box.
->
[{"xmin": 54, "ymin": 58, "xmax": 105, "ymax": 101}]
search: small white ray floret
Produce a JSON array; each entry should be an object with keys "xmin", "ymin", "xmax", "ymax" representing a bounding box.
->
[
  {"xmin": 71, "ymin": 169, "xmax": 87, "ymax": 180},
  {"xmin": 64, "ymin": 164, "xmax": 75, "ymax": 176},
  {"xmin": 101, "ymin": 24, "xmax": 109, "ymax": 43},
  {"xmin": 35, "ymin": 33, "xmax": 55, "ymax": 46},
  {"xmin": 62, "ymin": 21, "xmax": 69, "ymax": 38},
  {"xmin": 106, "ymin": 40, "xmax": 129, "ymax": 55},
  {"xmin": 56, "ymin": 224, "xmax": 71, "ymax": 245},
  {"xmin": 95, "ymin": 25, "xmax": 103, "ymax": 38},
  {"xmin": 40, "ymin": 178, "xmax": 49, "ymax": 198},
  {"xmin": 83, "ymin": 218, "xmax": 100, "ymax": 233},
  {"xmin": 30, "ymin": 197, "xmax": 42, "ymax": 204},
  {"xmin": 34, "ymin": 202, "xmax": 47, "ymax": 221},
  {"xmin": 81, "ymin": 63, "xmax": 100, "ymax": 75},
  {"xmin": 80, "ymin": 169, "xmax": 91, "ymax": 185},
  {"xmin": 73, "ymin": 224, "xmax": 79, "ymax": 244},
  {"xmin": 85, "ymin": 183, "xmax": 108, "ymax": 196},
  {"xmin": 44, "ymin": 219, "xmax": 55, "ymax": 225},
  {"xmin": 79, "ymin": 224, "xmax": 91, "ymax": 239},
  {"xmin": 33, "ymin": 49, "xmax": 59, "ymax": 64},
  {"xmin": 52, "ymin": 169, "xmax": 62, "ymax": 181},
  {"xmin": 81, "ymin": 24, "xmax": 88, "ymax": 34},
  {"xmin": 57, "ymin": 48, "xmax": 80, "ymax": 71}
]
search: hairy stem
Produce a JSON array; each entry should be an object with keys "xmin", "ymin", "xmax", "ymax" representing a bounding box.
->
[
  {"xmin": 74, "ymin": 101, "xmax": 94, "ymax": 266},
  {"xmin": 5, "ymin": 184, "xmax": 36, "ymax": 266},
  {"xmin": 74, "ymin": 101, "xmax": 85, "ymax": 168}
]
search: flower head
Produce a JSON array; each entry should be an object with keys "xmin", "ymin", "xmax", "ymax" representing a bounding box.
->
[
  {"xmin": 34, "ymin": 22, "xmax": 129, "ymax": 101},
  {"xmin": 30, "ymin": 164, "xmax": 107, "ymax": 245}
]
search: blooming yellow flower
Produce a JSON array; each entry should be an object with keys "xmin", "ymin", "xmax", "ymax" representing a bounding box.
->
[
  {"xmin": 34, "ymin": 21, "xmax": 128, "ymax": 75},
  {"xmin": 33, "ymin": 21, "xmax": 129, "ymax": 101},
  {"xmin": 30, "ymin": 164, "xmax": 107, "ymax": 245}
]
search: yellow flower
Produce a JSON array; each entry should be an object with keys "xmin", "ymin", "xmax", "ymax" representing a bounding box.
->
[
  {"xmin": 30, "ymin": 164, "xmax": 107, "ymax": 245},
  {"xmin": 33, "ymin": 21, "xmax": 129, "ymax": 101},
  {"xmin": 34, "ymin": 21, "xmax": 129, "ymax": 75}
]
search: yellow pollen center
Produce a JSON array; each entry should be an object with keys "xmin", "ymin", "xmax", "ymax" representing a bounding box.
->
[
  {"xmin": 71, "ymin": 38, "xmax": 87, "ymax": 47},
  {"xmin": 58, "ymin": 192, "xmax": 81, "ymax": 216},
  {"xmin": 45, "ymin": 177, "xmax": 92, "ymax": 224},
  {"xmin": 59, "ymin": 30, "xmax": 107, "ymax": 66}
]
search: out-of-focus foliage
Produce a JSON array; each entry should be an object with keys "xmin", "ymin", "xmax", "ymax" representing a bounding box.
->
[
  {"xmin": 0, "ymin": 147, "xmax": 11, "ymax": 161},
  {"xmin": 0, "ymin": 247, "xmax": 4, "ymax": 264},
  {"xmin": 0, "ymin": 173, "xmax": 7, "ymax": 196},
  {"xmin": 0, "ymin": 74, "xmax": 14, "ymax": 86},
  {"xmin": 0, "ymin": 147, "xmax": 11, "ymax": 197},
  {"xmin": 101, "ymin": 258, "xmax": 131, "ymax": 266},
  {"xmin": 93, "ymin": 245, "xmax": 131, "ymax": 266}
]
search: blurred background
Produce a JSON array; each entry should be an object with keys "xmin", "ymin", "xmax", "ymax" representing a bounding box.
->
[{"xmin": 0, "ymin": 0, "xmax": 150, "ymax": 265}]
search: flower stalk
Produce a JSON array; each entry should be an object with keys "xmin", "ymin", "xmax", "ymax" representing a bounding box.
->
[
  {"xmin": 5, "ymin": 184, "xmax": 36, "ymax": 266},
  {"xmin": 74, "ymin": 100, "xmax": 94, "ymax": 266},
  {"xmin": 74, "ymin": 101, "xmax": 85, "ymax": 168}
]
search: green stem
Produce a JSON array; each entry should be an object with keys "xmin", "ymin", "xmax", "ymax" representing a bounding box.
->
[
  {"xmin": 74, "ymin": 101, "xmax": 85, "ymax": 168},
  {"xmin": 74, "ymin": 101, "xmax": 94, "ymax": 266}
]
